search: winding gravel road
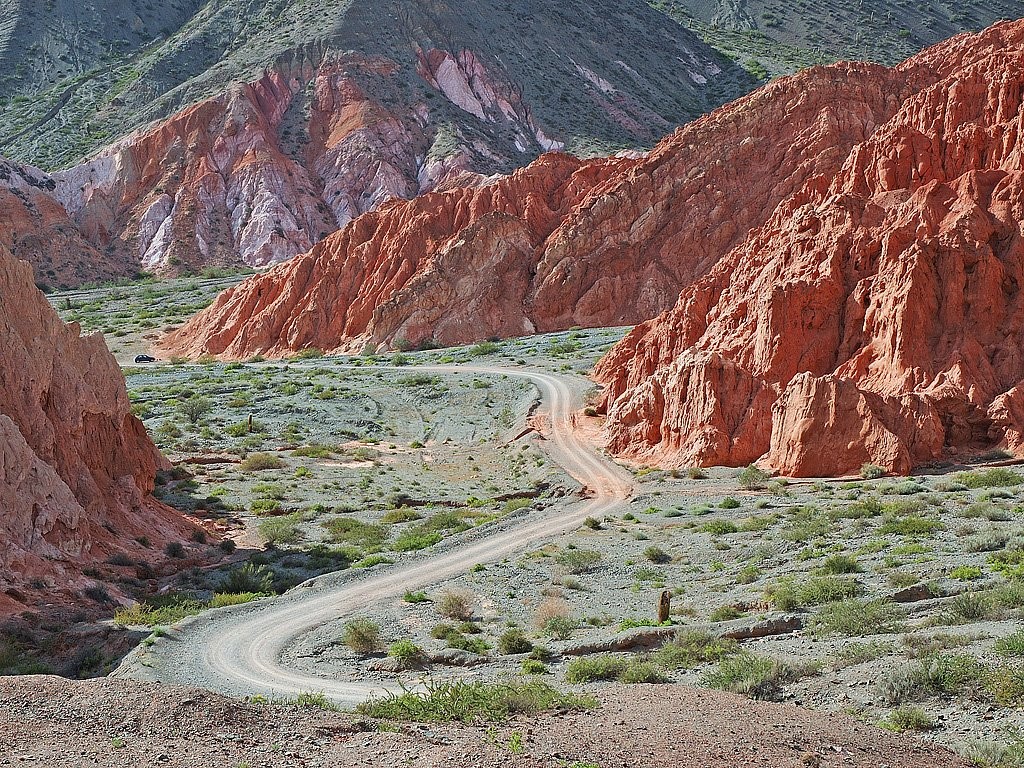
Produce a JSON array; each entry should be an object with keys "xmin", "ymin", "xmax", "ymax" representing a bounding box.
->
[{"xmin": 115, "ymin": 365, "xmax": 634, "ymax": 705}]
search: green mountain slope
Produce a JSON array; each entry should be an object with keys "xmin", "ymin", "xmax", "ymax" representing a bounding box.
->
[{"xmin": 0, "ymin": 0, "xmax": 755, "ymax": 169}]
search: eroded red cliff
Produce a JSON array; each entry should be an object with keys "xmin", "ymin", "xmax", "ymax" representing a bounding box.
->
[
  {"xmin": 161, "ymin": 52, "xmax": 919, "ymax": 358},
  {"xmin": 596, "ymin": 20, "xmax": 1024, "ymax": 476},
  {"xmin": 0, "ymin": 247, "xmax": 191, "ymax": 613}
]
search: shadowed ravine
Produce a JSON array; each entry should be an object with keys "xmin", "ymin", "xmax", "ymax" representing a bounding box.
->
[{"xmin": 114, "ymin": 364, "xmax": 633, "ymax": 705}]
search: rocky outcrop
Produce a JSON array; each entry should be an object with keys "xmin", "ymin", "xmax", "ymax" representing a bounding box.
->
[
  {"xmin": 160, "ymin": 51, "xmax": 921, "ymax": 358},
  {"xmin": 0, "ymin": 158, "xmax": 134, "ymax": 289},
  {"xmin": 596, "ymin": 20, "xmax": 1024, "ymax": 476},
  {"xmin": 0, "ymin": 247, "xmax": 190, "ymax": 613}
]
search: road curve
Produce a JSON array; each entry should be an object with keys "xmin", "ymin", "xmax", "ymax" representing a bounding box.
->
[{"xmin": 115, "ymin": 364, "xmax": 634, "ymax": 706}]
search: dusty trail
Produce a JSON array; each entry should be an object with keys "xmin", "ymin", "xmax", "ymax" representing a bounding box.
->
[{"xmin": 115, "ymin": 364, "xmax": 633, "ymax": 705}]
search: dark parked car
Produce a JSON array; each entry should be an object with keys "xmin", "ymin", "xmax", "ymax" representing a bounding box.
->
[{"xmin": 134, "ymin": 354, "xmax": 156, "ymax": 363}]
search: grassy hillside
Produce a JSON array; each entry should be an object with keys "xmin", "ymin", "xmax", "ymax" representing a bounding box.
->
[{"xmin": 652, "ymin": 0, "xmax": 1024, "ymax": 77}]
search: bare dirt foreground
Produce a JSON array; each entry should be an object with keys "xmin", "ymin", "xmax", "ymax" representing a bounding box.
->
[{"xmin": 0, "ymin": 676, "xmax": 963, "ymax": 768}]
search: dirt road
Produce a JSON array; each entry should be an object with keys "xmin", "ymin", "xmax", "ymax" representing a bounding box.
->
[{"xmin": 115, "ymin": 364, "xmax": 633, "ymax": 704}]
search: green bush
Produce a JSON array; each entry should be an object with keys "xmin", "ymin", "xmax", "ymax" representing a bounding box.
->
[
  {"xmin": 388, "ymin": 640, "xmax": 425, "ymax": 667},
  {"xmin": 323, "ymin": 518, "xmax": 388, "ymax": 549},
  {"xmin": 995, "ymin": 630, "xmax": 1024, "ymax": 657},
  {"xmin": 258, "ymin": 515, "xmax": 303, "ymax": 546},
  {"xmin": 860, "ymin": 463, "xmax": 886, "ymax": 480},
  {"xmin": 357, "ymin": 679, "xmax": 594, "ymax": 722},
  {"xmin": 644, "ymin": 546, "xmax": 672, "ymax": 564},
  {"xmin": 381, "ymin": 508, "xmax": 423, "ymax": 524},
  {"xmin": 240, "ymin": 453, "xmax": 286, "ymax": 471},
  {"xmin": 220, "ymin": 563, "xmax": 274, "ymax": 594},
  {"xmin": 498, "ymin": 629, "xmax": 533, "ymax": 655},
  {"xmin": 341, "ymin": 618, "xmax": 382, "ymax": 654},
  {"xmin": 737, "ymin": 465, "xmax": 769, "ymax": 490},
  {"xmin": 811, "ymin": 599, "xmax": 905, "ymax": 636},
  {"xmin": 555, "ymin": 549, "xmax": 603, "ymax": 574},
  {"xmin": 879, "ymin": 705, "xmax": 934, "ymax": 732},
  {"xmin": 652, "ymin": 630, "xmax": 738, "ymax": 669},
  {"xmin": 703, "ymin": 653, "xmax": 807, "ymax": 700},
  {"xmin": 437, "ymin": 590, "xmax": 473, "ymax": 621},
  {"xmin": 956, "ymin": 468, "xmax": 1024, "ymax": 488},
  {"xmin": 720, "ymin": 497, "xmax": 741, "ymax": 509},
  {"xmin": 879, "ymin": 514, "xmax": 943, "ymax": 536},
  {"xmin": 392, "ymin": 530, "xmax": 443, "ymax": 551},
  {"xmin": 700, "ymin": 519, "xmax": 738, "ymax": 535},
  {"xmin": 766, "ymin": 576, "xmax": 862, "ymax": 610},
  {"xmin": 818, "ymin": 554, "xmax": 862, "ymax": 574}
]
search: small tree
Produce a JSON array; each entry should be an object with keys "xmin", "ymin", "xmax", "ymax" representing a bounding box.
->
[
  {"xmin": 737, "ymin": 465, "xmax": 769, "ymax": 490},
  {"xmin": 179, "ymin": 396, "xmax": 213, "ymax": 424}
]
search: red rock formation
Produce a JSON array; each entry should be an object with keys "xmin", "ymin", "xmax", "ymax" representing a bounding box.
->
[
  {"xmin": 0, "ymin": 158, "xmax": 133, "ymax": 289},
  {"xmin": 596, "ymin": 20, "xmax": 1024, "ymax": 476},
  {"xmin": 0, "ymin": 247, "xmax": 191, "ymax": 614},
  {"xmin": 161, "ymin": 52, "xmax": 919, "ymax": 358}
]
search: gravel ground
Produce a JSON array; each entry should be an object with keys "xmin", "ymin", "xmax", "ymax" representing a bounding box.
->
[{"xmin": 0, "ymin": 676, "xmax": 966, "ymax": 768}]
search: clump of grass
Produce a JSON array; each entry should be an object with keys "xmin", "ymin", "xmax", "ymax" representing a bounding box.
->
[
  {"xmin": 322, "ymin": 518, "xmax": 388, "ymax": 549},
  {"xmin": 877, "ymin": 653, "xmax": 988, "ymax": 704},
  {"xmin": 341, "ymin": 618, "xmax": 382, "ymax": 654},
  {"xmin": 861, "ymin": 463, "xmax": 886, "ymax": 479},
  {"xmin": 357, "ymin": 679, "xmax": 595, "ymax": 722},
  {"xmin": 996, "ymin": 630, "xmax": 1024, "ymax": 657},
  {"xmin": 818, "ymin": 554, "xmax": 862, "ymax": 574},
  {"xmin": 388, "ymin": 640, "xmax": 425, "ymax": 668},
  {"xmin": 738, "ymin": 466, "xmax": 769, "ymax": 490},
  {"xmin": 766, "ymin": 576, "xmax": 862, "ymax": 610},
  {"xmin": 643, "ymin": 546, "xmax": 671, "ymax": 564},
  {"xmin": 258, "ymin": 514, "xmax": 303, "ymax": 545},
  {"xmin": 555, "ymin": 548, "xmax": 603, "ymax": 574},
  {"xmin": 437, "ymin": 589, "xmax": 474, "ymax": 621},
  {"xmin": 811, "ymin": 599, "xmax": 905, "ymax": 636},
  {"xmin": 653, "ymin": 631, "xmax": 738, "ymax": 669},
  {"xmin": 700, "ymin": 519, "xmax": 738, "ymax": 535},
  {"xmin": 879, "ymin": 705, "xmax": 934, "ymax": 732},
  {"xmin": 956, "ymin": 468, "xmax": 1024, "ymax": 488},
  {"xmin": 703, "ymin": 653, "xmax": 814, "ymax": 700},
  {"xmin": 564, "ymin": 654, "xmax": 668, "ymax": 684},
  {"xmin": 878, "ymin": 514, "xmax": 943, "ymax": 536},
  {"xmin": 497, "ymin": 629, "xmax": 533, "ymax": 655},
  {"xmin": 239, "ymin": 452, "xmax": 286, "ymax": 471},
  {"xmin": 782, "ymin": 507, "xmax": 832, "ymax": 542}
]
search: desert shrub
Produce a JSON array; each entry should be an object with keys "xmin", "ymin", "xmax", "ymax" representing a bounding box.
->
[
  {"xmin": 956, "ymin": 469, "xmax": 1024, "ymax": 488},
  {"xmin": 709, "ymin": 605, "xmax": 743, "ymax": 622},
  {"xmin": 879, "ymin": 514, "xmax": 943, "ymax": 536},
  {"xmin": 388, "ymin": 640, "xmax": 425, "ymax": 668},
  {"xmin": 250, "ymin": 499, "xmax": 283, "ymax": 516},
  {"xmin": 880, "ymin": 705, "xmax": 934, "ymax": 732},
  {"xmin": 403, "ymin": 590, "xmax": 429, "ymax": 604},
  {"xmin": 164, "ymin": 541, "xmax": 185, "ymax": 558},
  {"xmin": 818, "ymin": 554, "xmax": 863, "ymax": 574},
  {"xmin": 736, "ymin": 564, "xmax": 760, "ymax": 584},
  {"xmin": 619, "ymin": 660, "xmax": 669, "ymax": 684},
  {"xmin": 555, "ymin": 548, "xmax": 603, "ymax": 574},
  {"xmin": 357, "ymin": 679, "xmax": 594, "ymax": 722},
  {"xmin": 521, "ymin": 659, "xmax": 547, "ymax": 675},
  {"xmin": 782, "ymin": 507, "xmax": 832, "ymax": 542},
  {"xmin": 392, "ymin": 529, "xmax": 442, "ymax": 551},
  {"xmin": 811, "ymin": 599, "xmax": 905, "ymax": 636},
  {"xmin": 766, "ymin": 576, "xmax": 861, "ymax": 610},
  {"xmin": 240, "ymin": 453, "xmax": 286, "ymax": 471},
  {"xmin": 209, "ymin": 592, "xmax": 263, "ymax": 608},
  {"xmin": 737, "ymin": 465, "xmax": 769, "ymax": 490},
  {"xmin": 221, "ymin": 563, "xmax": 274, "ymax": 594},
  {"xmin": 381, "ymin": 508, "xmax": 423, "ymax": 524},
  {"xmin": 861, "ymin": 464, "xmax": 886, "ymax": 479},
  {"xmin": 878, "ymin": 653, "xmax": 988, "ymax": 704},
  {"xmin": 991, "ymin": 549, "xmax": 1024, "ymax": 580},
  {"xmin": 644, "ymin": 546, "xmax": 672, "ymax": 564},
  {"xmin": 497, "ymin": 629, "xmax": 533, "ymax": 655},
  {"xmin": 950, "ymin": 565, "xmax": 984, "ymax": 581},
  {"xmin": 948, "ymin": 591, "xmax": 996, "ymax": 622},
  {"xmin": 178, "ymin": 395, "xmax": 213, "ymax": 424},
  {"xmin": 652, "ymin": 630, "xmax": 738, "ymax": 669},
  {"xmin": 543, "ymin": 616, "xmax": 579, "ymax": 640},
  {"xmin": 996, "ymin": 630, "xmax": 1024, "ymax": 657},
  {"xmin": 583, "ymin": 516, "xmax": 602, "ymax": 530},
  {"xmin": 292, "ymin": 444, "xmax": 335, "ymax": 458},
  {"xmin": 703, "ymin": 653, "xmax": 808, "ymax": 700},
  {"xmin": 437, "ymin": 590, "xmax": 473, "ymax": 621},
  {"xmin": 341, "ymin": 618, "xmax": 381, "ymax": 654},
  {"xmin": 322, "ymin": 518, "xmax": 388, "ymax": 549},
  {"xmin": 989, "ymin": 662, "xmax": 1024, "ymax": 706},
  {"xmin": 258, "ymin": 515, "xmax": 303, "ymax": 546},
  {"xmin": 720, "ymin": 497, "xmax": 741, "ymax": 509}
]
